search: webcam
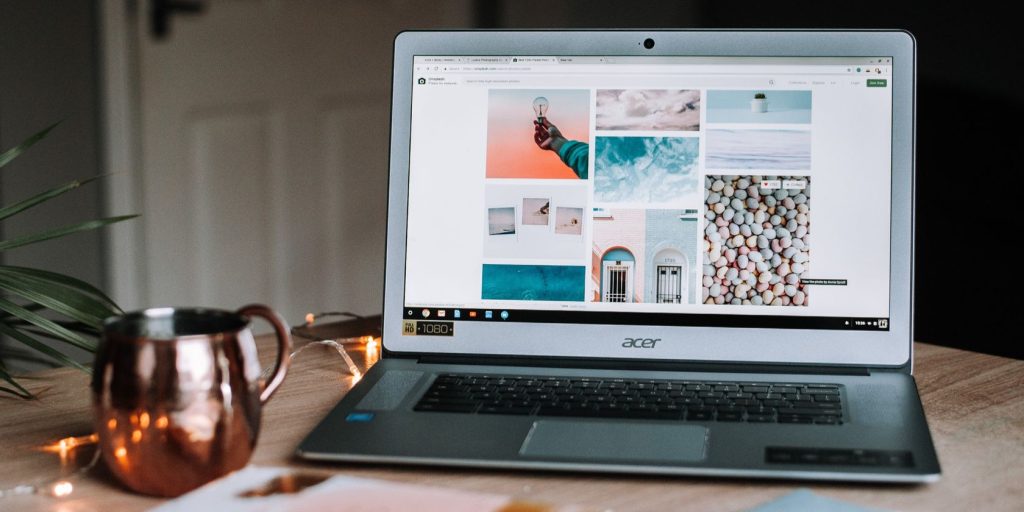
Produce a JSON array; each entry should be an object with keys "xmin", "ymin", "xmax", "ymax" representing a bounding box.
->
[{"xmin": 643, "ymin": 38, "xmax": 655, "ymax": 49}]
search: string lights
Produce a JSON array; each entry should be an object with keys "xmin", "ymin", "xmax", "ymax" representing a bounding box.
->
[{"xmin": 0, "ymin": 435, "xmax": 100, "ymax": 499}]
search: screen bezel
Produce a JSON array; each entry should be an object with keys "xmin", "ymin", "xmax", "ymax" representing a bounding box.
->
[{"xmin": 382, "ymin": 30, "xmax": 915, "ymax": 369}]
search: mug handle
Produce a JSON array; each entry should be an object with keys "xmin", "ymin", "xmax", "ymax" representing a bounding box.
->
[{"xmin": 238, "ymin": 304, "xmax": 292, "ymax": 404}]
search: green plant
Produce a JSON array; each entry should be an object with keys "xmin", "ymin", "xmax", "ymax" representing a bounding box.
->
[
  {"xmin": 754, "ymin": 93, "xmax": 767, "ymax": 100},
  {"xmin": 0, "ymin": 124, "xmax": 137, "ymax": 399}
]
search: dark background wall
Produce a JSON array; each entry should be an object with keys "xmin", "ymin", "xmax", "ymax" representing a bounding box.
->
[
  {"xmin": 0, "ymin": 1, "xmax": 103, "ymax": 368},
  {"xmin": 479, "ymin": 1, "xmax": 1023, "ymax": 360},
  {"xmin": 0, "ymin": 1, "xmax": 1018, "ymax": 362}
]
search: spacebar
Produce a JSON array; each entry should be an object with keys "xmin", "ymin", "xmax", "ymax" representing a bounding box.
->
[{"xmin": 537, "ymin": 406, "xmax": 611, "ymax": 417}]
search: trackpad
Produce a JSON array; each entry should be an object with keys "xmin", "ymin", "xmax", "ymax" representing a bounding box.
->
[{"xmin": 519, "ymin": 420, "xmax": 708, "ymax": 463}]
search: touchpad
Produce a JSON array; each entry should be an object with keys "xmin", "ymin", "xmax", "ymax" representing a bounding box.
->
[{"xmin": 519, "ymin": 420, "xmax": 708, "ymax": 463}]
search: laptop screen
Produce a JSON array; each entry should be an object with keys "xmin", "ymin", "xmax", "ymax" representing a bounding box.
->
[{"xmin": 402, "ymin": 56, "xmax": 892, "ymax": 332}]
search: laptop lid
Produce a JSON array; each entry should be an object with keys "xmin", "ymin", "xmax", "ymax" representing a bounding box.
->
[{"xmin": 383, "ymin": 30, "xmax": 914, "ymax": 368}]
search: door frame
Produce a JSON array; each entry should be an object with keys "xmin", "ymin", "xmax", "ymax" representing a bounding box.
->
[{"xmin": 100, "ymin": 0, "xmax": 146, "ymax": 309}]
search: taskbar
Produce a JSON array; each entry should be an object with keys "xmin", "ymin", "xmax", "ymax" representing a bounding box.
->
[{"xmin": 402, "ymin": 306, "xmax": 890, "ymax": 331}]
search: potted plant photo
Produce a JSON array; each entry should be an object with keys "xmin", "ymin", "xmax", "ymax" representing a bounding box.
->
[{"xmin": 751, "ymin": 92, "xmax": 768, "ymax": 113}]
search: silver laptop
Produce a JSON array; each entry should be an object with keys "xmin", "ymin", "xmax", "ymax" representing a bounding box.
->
[{"xmin": 298, "ymin": 29, "xmax": 940, "ymax": 483}]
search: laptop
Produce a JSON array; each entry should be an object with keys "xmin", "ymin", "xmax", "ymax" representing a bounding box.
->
[{"xmin": 298, "ymin": 29, "xmax": 941, "ymax": 483}]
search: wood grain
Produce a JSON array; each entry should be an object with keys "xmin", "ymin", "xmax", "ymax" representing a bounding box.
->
[{"xmin": 1, "ymin": 341, "xmax": 1021, "ymax": 511}]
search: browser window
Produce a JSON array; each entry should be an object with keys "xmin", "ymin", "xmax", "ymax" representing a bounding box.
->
[{"xmin": 403, "ymin": 56, "xmax": 893, "ymax": 331}]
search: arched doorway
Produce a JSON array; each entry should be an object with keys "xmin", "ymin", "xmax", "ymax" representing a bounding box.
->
[
  {"xmin": 653, "ymin": 248, "xmax": 687, "ymax": 304},
  {"xmin": 601, "ymin": 248, "xmax": 635, "ymax": 303}
]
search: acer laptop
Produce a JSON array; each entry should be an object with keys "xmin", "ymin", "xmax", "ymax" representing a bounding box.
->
[{"xmin": 298, "ymin": 30, "xmax": 941, "ymax": 483}]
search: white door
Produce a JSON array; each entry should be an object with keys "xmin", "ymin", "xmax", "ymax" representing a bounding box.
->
[
  {"xmin": 106, "ymin": 1, "xmax": 471, "ymax": 322},
  {"xmin": 601, "ymin": 260, "xmax": 634, "ymax": 303},
  {"xmin": 656, "ymin": 265, "xmax": 682, "ymax": 304}
]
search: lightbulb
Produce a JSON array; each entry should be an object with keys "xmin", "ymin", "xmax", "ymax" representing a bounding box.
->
[{"xmin": 532, "ymin": 96, "xmax": 549, "ymax": 121}]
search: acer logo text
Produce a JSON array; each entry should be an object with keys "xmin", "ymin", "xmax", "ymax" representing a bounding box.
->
[{"xmin": 622, "ymin": 338, "xmax": 659, "ymax": 348}]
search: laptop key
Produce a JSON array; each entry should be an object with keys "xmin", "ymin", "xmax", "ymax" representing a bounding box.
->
[
  {"xmin": 686, "ymin": 409, "xmax": 715, "ymax": 421},
  {"xmin": 778, "ymin": 408, "xmax": 842, "ymax": 417},
  {"xmin": 804, "ymin": 388, "xmax": 840, "ymax": 395},
  {"xmin": 703, "ymin": 398, "xmax": 731, "ymax": 405},
  {"xmin": 479, "ymin": 406, "xmax": 534, "ymax": 415},
  {"xmin": 414, "ymin": 403, "xmax": 478, "ymax": 413},
  {"xmin": 813, "ymin": 416, "xmax": 841, "ymax": 425},
  {"xmin": 777, "ymin": 414, "xmax": 814, "ymax": 424}
]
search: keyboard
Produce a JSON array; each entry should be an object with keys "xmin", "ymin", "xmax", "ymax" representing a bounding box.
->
[{"xmin": 414, "ymin": 373, "xmax": 844, "ymax": 425}]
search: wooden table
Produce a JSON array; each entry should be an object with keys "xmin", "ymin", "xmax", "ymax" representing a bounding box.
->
[{"xmin": 1, "ymin": 341, "xmax": 1022, "ymax": 511}]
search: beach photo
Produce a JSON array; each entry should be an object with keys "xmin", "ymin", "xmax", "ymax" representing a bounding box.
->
[
  {"xmin": 486, "ymin": 89, "xmax": 590, "ymax": 179},
  {"xmin": 596, "ymin": 89, "xmax": 701, "ymax": 131},
  {"xmin": 594, "ymin": 136, "xmax": 700, "ymax": 205},
  {"xmin": 487, "ymin": 207, "xmax": 516, "ymax": 235},
  {"xmin": 706, "ymin": 129, "xmax": 811, "ymax": 170},
  {"xmin": 707, "ymin": 90, "xmax": 812, "ymax": 124},
  {"xmin": 554, "ymin": 207, "xmax": 584, "ymax": 235},
  {"xmin": 522, "ymin": 198, "xmax": 550, "ymax": 226}
]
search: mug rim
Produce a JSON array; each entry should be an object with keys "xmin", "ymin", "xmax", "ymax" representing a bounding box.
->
[{"xmin": 104, "ymin": 307, "xmax": 250, "ymax": 341}]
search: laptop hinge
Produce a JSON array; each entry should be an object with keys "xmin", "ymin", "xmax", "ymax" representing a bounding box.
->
[{"xmin": 415, "ymin": 354, "xmax": 871, "ymax": 376}]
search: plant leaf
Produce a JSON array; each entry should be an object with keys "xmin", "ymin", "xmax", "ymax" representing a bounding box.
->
[
  {"xmin": 0, "ymin": 323, "xmax": 90, "ymax": 373},
  {"xmin": 0, "ymin": 175, "xmax": 102, "ymax": 222},
  {"xmin": 0, "ymin": 122, "xmax": 60, "ymax": 170},
  {"xmin": 0, "ymin": 266, "xmax": 121, "ymax": 312},
  {"xmin": 0, "ymin": 215, "xmax": 137, "ymax": 252},
  {"xmin": 0, "ymin": 297, "xmax": 96, "ymax": 351},
  {"xmin": 18, "ymin": 321, "xmax": 100, "ymax": 338},
  {"xmin": 0, "ymin": 270, "xmax": 116, "ymax": 328},
  {"xmin": 0, "ymin": 360, "xmax": 34, "ymax": 399}
]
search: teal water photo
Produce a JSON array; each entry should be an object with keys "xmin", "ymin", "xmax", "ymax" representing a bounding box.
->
[{"xmin": 482, "ymin": 264, "xmax": 586, "ymax": 301}]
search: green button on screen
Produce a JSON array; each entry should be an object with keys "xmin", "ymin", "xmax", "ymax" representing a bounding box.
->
[{"xmin": 867, "ymin": 79, "xmax": 887, "ymax": 87}]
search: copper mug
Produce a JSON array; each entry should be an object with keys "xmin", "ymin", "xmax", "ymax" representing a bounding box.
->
[{"xmin": 91, "ymin": 305, "xmax": 291, "ymax": 497}]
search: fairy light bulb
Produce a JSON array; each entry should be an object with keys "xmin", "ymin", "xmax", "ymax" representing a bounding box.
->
[
  {"xmin": 50, "ymin": 481, "xmax": 73, "ymax": 498},
  {"xmin": 532, "ymin": 96, "xmax": 549, "ymax": 121}
]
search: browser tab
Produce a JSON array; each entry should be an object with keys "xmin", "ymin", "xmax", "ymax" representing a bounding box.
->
[
  {"xmin": 465, "ymin": 57, "xmax": 512, "ymax": 64},
  {"xmin": 511, "ymin": 56, "xmax": 558, "ymax": 64}
]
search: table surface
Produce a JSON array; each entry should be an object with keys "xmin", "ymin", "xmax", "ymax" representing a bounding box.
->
[{"xmin": 1, "ymin": 340, "xmax": 1022, "ymax": 511}]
